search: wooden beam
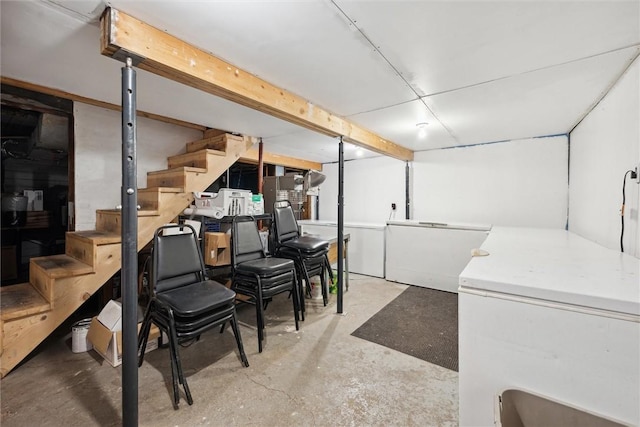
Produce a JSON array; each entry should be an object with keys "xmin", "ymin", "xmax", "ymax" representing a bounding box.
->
[
  {"xmin": 241, "ymin": 148, "xmax": 322, "ymax": 171},
  {"xmin": 100, "ymin": 8, "xmax": 414, "ymax": 162},
  {"xmin": 1, "ymin": 76, "xmax": 207, "ymax": 132}
]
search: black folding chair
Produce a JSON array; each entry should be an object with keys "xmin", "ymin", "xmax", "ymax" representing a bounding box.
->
[
  {"xmin": 272, "ymin": 200, "xmax": 332, "ymax": 317},
  {"xmin": 138, "ymin": 224, "xmax": 249, "ymax": 408},
  {"xmin": 231, "ymin": 215, "xmax": 299, "ymax": 353}
]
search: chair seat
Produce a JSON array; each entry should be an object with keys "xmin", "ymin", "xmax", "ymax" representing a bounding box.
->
[
  {"xmin": 282, "ymin": 235, "xmax": 329, "ymax": 253},
  {"xmin": 234, "ymin": 257, "xmax": 294, "ymax": 276},
  {"xmin": 156, "ymin": 280, "xmax": 236, "ymax": 317}
]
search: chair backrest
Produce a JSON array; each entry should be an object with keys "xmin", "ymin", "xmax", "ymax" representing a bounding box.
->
[
  {"xmin": 232, "ymin": 216, "xmax": 265, "ymax": 266},
  {"xmin": 272, "ymin": 200, "xmax": 300, "ymax": 244},
  {"xmin": 152, "ymin": 224, "xmax": 206, "ymax": 294}
]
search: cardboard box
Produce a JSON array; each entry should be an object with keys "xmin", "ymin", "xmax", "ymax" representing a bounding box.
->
[
  {"xmin": 97, "ymin": 300, "xmax": 122, "ymax": 331},
  {"xmin": 23, "ymin": 190, "xmax": 44, "ymax": 211},
  {"xmin": 204, "ymin": 231, "xmax": 231, "ymax": 266},
  {"xmin": 87, "ymin": 301, "xmax": 160, "ymax": 367}
]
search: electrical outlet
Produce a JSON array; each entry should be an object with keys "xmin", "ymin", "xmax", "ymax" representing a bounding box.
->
[{"xmin": 391, "ymin": 203, "xmax": 396, "ymax": 210}]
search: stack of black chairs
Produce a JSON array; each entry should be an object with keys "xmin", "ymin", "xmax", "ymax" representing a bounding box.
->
[
  {"xmin": 271, "ymin": 200, "xmax": 333, "ymax": 320},
  {"xmin": 138, "ymin": 224, "xmax": 249, "ymax": 408},
  {"xmin": 230, "ymin": 215, "xmax": 300, "ymax": 353}
]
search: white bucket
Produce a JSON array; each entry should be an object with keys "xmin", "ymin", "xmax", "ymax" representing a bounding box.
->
[
  {"xmin": 72, "ymin": 318, "xmax": 93, "ymax": 353},
  {"xmin": 309, "ymin": 277, "xmax": 323, "ymax": 300}
]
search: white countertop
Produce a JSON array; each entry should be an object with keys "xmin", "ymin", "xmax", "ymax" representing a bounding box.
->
[
  {"xmin": 298, "ymin": 220, "xmax": 386, "ymax": 230},
  {"xmin": 387, "ymin": 219, "xmax": 491, "ymax": 232},
  {"xmin": 459, "ymin": 227, "xmax": 640, "ymax": 316}
]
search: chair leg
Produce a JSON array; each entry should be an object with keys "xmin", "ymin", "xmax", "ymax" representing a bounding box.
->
[
  {"xmin": 168, "ymin": 315, "xmax": 193, "ymax": 406},
  {"xmin": 137, "ymin": 303, "xmax": 153, "ymax": 367},
  {"xmin": 230, "ymin": 312, "xmax": 249, "ymax": 367},
  {"xmin": 324, "ymin": 254, "xmax": 334, "ymax": 282},
  {"xmin": 166, "ymin": 329, "xmax": 181, "ymax": 408},
  {"xmin": 320, "ymin": 267, "xmax": 328, "ymax": 306},
  {"xmin": 256, "ymin": 284, "xmax": 265, "ymax": 353},
  {"xmin": 294, "ymin": 266, "xmax": 306, "ymax": 321},
  {"xmin": 291, "ymin": 269, "xmax": 300, "ymax": 331}
]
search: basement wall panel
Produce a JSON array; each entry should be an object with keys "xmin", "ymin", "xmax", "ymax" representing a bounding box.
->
[
  {"xmin": 569, "ymin": 57, "xmax": 640, "ymax": 258},
  {"xmin": 319, "ymin": 156, "xmax": 406, "ymax": 223},
  {"xmin": 73, "ymin": 102, "xmax": 202, "ymax": 231},
  {"xmin": 411, "ymin": 136, "xmax": 569, "ymax": 228}
]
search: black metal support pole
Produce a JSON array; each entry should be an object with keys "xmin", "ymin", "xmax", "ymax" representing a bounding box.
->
[
  {"xmin": 405, "ymin": 161, "xmax": 410, "ymax": 220},
  {"xmin": 337, "ymin": 137, "xmax": 344, "ymax": 314},
  {"xmin": 122, "ymin": 57, "xmax": 138, "ymax": 427}
]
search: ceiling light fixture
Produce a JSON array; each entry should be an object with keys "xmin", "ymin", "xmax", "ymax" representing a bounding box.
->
[{"xmin": 416, "ymin": 122, "xmax": 429, "ymax": 139}]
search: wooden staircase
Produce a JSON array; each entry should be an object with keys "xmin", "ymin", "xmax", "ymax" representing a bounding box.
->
[{"xmin": 0, "ymin": 132, "xmax": 253, "ymax": 377}]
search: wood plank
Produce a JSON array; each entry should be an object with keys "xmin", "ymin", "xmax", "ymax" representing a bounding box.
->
[
  {"xmin": 186, "ymin": 134, "xmax": 230, "ymax": 153},
  {"xmin": 168, "ymin": 149, "xmax": 224, "ymax": 169},
  {"xmin": 30, "ymin": 255, "xmax": 94, "ymax": 279},
  {"xmin": 147, "ymin": 166, "xmax": 206, "ymax": 188},
  {"xmin": 100, "ymin": 8, "xmax": 414, "ymax": 162},
  {"xmin": 0, "ymin": 283, "xmax": 51, "ymax": 322},
  {"xmin": 67, "ymin": 230, "xmax": 121, "ymax": 245},
  {"xmin": 1, "ymin": 76, "xmax": 207, "ymax": 132},
  {"xmin": 241, "ymin": 148, "xmax": 322, "ymax": 171}
]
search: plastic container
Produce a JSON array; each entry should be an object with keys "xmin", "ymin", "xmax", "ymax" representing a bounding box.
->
[{"xmin": 71, "ymin": 318, "xmax": 93, "ymax": 353}]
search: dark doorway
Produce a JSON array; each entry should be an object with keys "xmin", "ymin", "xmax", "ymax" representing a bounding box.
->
[{"xmin": 1, "ymin": 85, "xmax": 73, "ymax": 285}]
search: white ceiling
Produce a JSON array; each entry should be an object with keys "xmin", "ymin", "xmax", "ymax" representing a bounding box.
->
[{"xmin": 1, "ymin": 0, "xmax": 639, "ymax": 163}]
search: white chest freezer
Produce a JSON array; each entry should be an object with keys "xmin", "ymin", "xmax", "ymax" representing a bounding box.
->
[{"xmin": 458, "ymin": 227, "xmax": 640, "ymax": 426}]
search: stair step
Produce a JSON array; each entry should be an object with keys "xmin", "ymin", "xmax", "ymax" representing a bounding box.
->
[
  {"xmin": 96, "ymin": 209, "xmax": 160, "ymax": 233},
  {"xmin": 1, "ymin": 283, "xmax": 51, "ymax": 321},
  {"xmin": 69, "ymin": 230, "xmax": 121, "ymax": 245},
  {"xmin": 30, "ymin": 255, "xmax": 94, "ymax": 279},
  {"xmin": 138, "ymin": 187, "xmax": 186, "ymax": 210},
  {"xmin": 146, "ymin": 166, "xmax": 207, "ymax": 189},
  {"xmin": 186, "ymin": 133, "xmax": 243, "ymax": 153},
  {"xmin": 168, "ymin": 149, "xmax": 225, "ymax": 169}
]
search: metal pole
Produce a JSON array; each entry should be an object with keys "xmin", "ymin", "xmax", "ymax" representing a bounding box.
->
[
  {"xmin": 337, "ymin": 137, "xmax": 344, "ymax": 314},
  {"xmin": 405, "ymin": 161, "xmax": 410, "ymax": 220},
  {"xmin": 121, "ymin": 57, "xmax": 138, "ymax": 427},
  {"xmin": 257, "ymin": 138, "xmax": 264, "ymax": 195}
]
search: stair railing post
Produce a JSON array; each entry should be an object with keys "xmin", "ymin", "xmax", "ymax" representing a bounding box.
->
[{"xmin": 121, "ymin": 57, "xmax": 139, "ymax": 427}]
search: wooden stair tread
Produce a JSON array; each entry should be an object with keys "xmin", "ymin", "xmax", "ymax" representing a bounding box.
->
[
  {"xmin": 147, "ymin": 166, "xmax": 207, "ymax": 175},
  {"xmin": 138, "ymin": 187, "xmax": 184, "ymax": 194},
  {"xmin": 95, "ymin": 209, "xmax": 160, "ymax": 217},
  {"xmin": 1, "ymin": 283, "xmax": 51, "ymax": 321},
  {"xmin": 68, "ymin": 230, "xmax": 121, "ymax": 245},
  {"xmin": 31, "ymin": 254, "xmax": 94, "ymax": 278}
]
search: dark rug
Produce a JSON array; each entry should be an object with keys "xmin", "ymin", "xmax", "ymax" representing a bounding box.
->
[{"xmin": 351, "ymin": 285, "xmax": 458, "ymax": 371}]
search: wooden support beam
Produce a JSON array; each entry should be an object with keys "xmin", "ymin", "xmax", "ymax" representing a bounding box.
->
[
  {"xmin": 1, "ymin": 76, "xmax": 207, "ymax": 132},
  {"xmin": 241, "ymin": 148, "xmax": 322, "ymax": 171},
  {"xmin": 100, "ymin": 8, "xmax": 414, "ymax": 162}
]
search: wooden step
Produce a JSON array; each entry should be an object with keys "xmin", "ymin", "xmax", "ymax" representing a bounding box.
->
[
  {"xmin": 0, "ymin": 283, "xmax": 51, "ymax": 322},
  {"xmin": 146, "ymin": 166, "xmax": 207, "ymax": 189},
  {"xmin": 168, "ymin": 149, "xmax": 225, "ymax": 169},
  {"xmin": 66, "ymin": 230, "xmax": 121, "ymax": 267},
  {"xmin": 29, "ymin": 255, "xmax": 94, "ymax": 306},
  {"xmin": 186, "ymin": 133, "xmax": 243, "ymax": 153},
  {"xmin": 138, "ymin": 187, "xmax": 184, "ymax": 210},
  {"xmin": 95, "ymin": 209, "xmax": 160, "ymax": 233}
]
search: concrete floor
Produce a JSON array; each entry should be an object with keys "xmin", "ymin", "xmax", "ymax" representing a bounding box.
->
[{"xmin": 0, "ymin": 275, "xmax": 458, "ymax": 426}]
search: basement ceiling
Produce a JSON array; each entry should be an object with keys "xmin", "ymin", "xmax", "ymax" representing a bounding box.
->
[{"xmin": 1, "ymin": 0, "xmax": 639, "ymax": 163}]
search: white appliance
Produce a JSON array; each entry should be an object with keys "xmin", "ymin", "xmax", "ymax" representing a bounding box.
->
[
  {"xmin": 458, "ymin": 227, "xmax": 639, "ymax": 426},
  {"xmin": 385, "ymin": 220, "xmax": 490, "ymax": 292},
  {"xmin": 193, "ymin": 189, "xmax": 251, "ymax": 217}
]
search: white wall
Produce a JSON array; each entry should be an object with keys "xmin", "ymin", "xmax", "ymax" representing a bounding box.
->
[
  {"xmin": 319, "ymin": 137, "xmax": 568, "ymax": 228},
  {"xmin": 569, "ymin": 58, "xmax": 640, "ymax": 258},
  {"xmin": 413, "ymin": 136, "xmax": 568, "ymax": 228},
  {"xmin": 319, "ymin": 156, "xmax": 406, "ymax": 223},
  {"xmin": 74, "ymin": 103, "xmax": 202, "ymax": 231}
]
